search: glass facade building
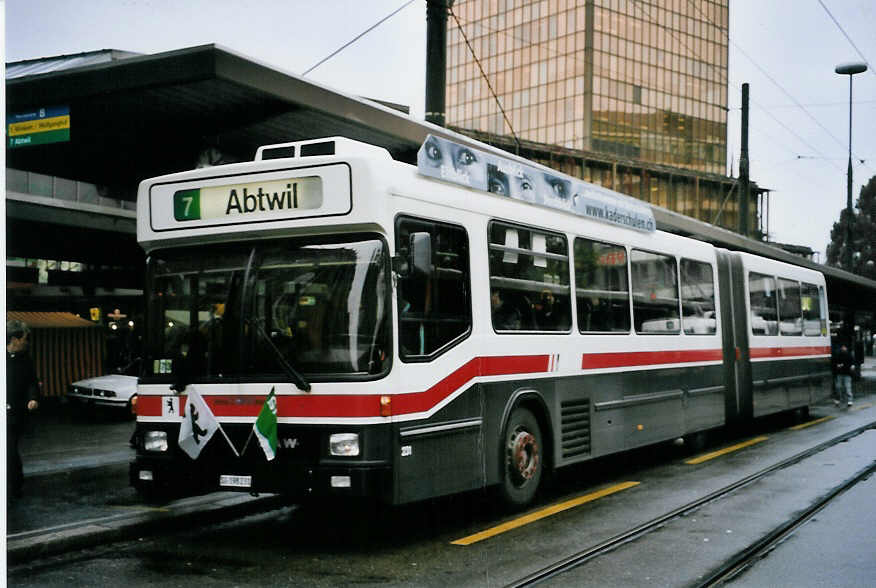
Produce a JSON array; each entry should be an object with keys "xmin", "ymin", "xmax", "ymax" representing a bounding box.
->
[{"xmin": 445, "ymin": 0, "xmax": 750, "ymax": 232}]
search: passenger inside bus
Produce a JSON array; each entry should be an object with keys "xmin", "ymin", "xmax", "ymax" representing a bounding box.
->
[
  {"xmin": 491, "ymin": 289, "xmax": 525, "ymax": 330},
  {"xmin": 533, "ymin": 290, "xmax": 569, "ymax": 331}
]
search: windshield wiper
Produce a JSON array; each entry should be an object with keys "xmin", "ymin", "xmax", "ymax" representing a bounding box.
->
[{"xmin": 249, "ymin": 319, "xmax": 311, "ymax": 392}]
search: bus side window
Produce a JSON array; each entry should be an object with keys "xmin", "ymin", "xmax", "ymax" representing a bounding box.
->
[
  {"xmin": 574, "ymin": 237, "xmax": 630, "ymax": 333},
  {"xmin": 395, "ymin": 216, "xmax": 471, "ymax": 360},
  {"xmin": 488, "ymin": 221, "xmax": 571, "ymax": 333},
  {"xmin": 777, "ymin": 278, "xmax": 802, "ymax": 336},
  {"xmin": 680, "ymin": 259, "xmax": 717, "ymax": 335},
  {"xmin": 631, "ymin": 249, "xmax": 680, "ymax": 334},
  {"xmin": 749, "ymin": 272, "xmax": 778, "ymax": 335},
  {"xmin": 801, "ymin": 282, "xmax": 823, "ymax": 336}
]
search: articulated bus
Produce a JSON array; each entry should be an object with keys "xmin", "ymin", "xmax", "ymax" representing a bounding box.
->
[{"xmin": 130, "ymin": 136, "xmax": 831, "ymax": 507}]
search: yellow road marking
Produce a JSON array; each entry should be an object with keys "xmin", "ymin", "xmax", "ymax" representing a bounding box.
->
[
  {"xmin": 790, "ymin": 415, "xmax": 835, "ymax": 430},
  {"xmin": 851, "ymin": 403, "xmax": 872, "ymax": 412},
  {"xmin": 451, "ymin": 481, "xmax": 640, "ymax": 546},
  {"xmin": 684, "ymin": 436, "xmax": 768, "ymax": 465}
]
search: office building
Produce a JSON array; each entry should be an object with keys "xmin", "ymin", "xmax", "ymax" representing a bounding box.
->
[{"xmin": 445, "ymin": 0, "xmax": 747, "ymax": 232}]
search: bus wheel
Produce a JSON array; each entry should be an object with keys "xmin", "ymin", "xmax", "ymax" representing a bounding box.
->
[{"xmin": 500, "ymin": 407, "xmax": 543, "ymax": 508}]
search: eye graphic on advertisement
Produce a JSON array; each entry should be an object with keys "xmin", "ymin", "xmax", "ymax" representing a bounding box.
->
[
  {"xmin": 544, "ymin": 174, "xmax": 570, "ymax": 199},
  {"xmin": 487, "ymin": 164, "xmax": 509, "ymax": 196},
  {"xmin": 455, "ymin": 147, "xmax": 478, "ymax": 168},
  {"xmin": 488, "ymin": 177, "xmax": 508, "ymax": 195},
  {"xmin": 424, "ymin": 138, "xmax": 443, "ymax": 166}
]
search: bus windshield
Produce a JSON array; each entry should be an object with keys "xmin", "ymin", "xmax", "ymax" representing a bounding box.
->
[{"xmin": 145, "ymin": 235, "xmax": 390, "ymax": 382}]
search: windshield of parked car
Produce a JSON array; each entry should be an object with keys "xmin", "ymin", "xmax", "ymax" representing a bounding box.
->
[{"xmin": 143, "ymin": 234, "xmax": 390, "ymax": 382}]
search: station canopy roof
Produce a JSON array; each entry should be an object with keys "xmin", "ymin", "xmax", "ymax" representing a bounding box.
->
[
  {"xmin": 6, "ymin": 44, "xmax": 436, "ymax": 193},
  {"xmin": 6, "ymin": 311, "xmax": 97, "ymax": 329},
  {"xmin": 6, "ymin": 44, "xmax": 876, "ymax": 307}
]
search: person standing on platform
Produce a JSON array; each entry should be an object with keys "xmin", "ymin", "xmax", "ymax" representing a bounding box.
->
[
  {"xmin": 6, "ymin": 319, "xmax": 39, "ymax": 502},
  {"xmin": 834, "ymin": 343, "xmax": 854, "ymax": 408}
]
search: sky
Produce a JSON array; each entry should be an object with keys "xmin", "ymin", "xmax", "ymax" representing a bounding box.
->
[{"xmin": 4, "ymin": 0, "xmax": 876, "ymax": 261}]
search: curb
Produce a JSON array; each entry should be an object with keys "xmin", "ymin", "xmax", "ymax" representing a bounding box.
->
[{"xmin": 7, "ymin": 492, "xmax": 289, "ymax": 564}]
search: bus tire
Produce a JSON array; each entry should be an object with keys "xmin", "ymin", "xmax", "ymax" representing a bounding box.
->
[{"xmin": 499, "ymin": 407, "xmax": 543, "ymax": 509}]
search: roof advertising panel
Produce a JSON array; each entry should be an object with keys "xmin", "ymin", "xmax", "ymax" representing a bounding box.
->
[{"xmin": 417, "ymin": 134, "xmax": 655, "ymax": 233}]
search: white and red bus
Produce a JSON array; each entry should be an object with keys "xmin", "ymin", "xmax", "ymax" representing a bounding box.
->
[{"xmin": 130, "ymin": 135, "xmax": 830, "ymax": 507}]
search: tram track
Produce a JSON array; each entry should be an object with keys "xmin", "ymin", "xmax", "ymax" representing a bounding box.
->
[
  {"xmin": 694, "ymin": 459, "xmax": 876, "ymax": 587},
  {"xmin": 506, "ymin": 420, "xmax": 876, "ymax": 588}
]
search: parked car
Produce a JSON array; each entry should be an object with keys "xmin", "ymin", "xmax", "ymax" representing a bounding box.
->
[{"xmin": 67, "ymin": 359, "xmax": 139, "ymax": 415}]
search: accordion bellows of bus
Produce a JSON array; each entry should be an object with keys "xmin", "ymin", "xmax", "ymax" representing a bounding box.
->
[{"xmin": 130, "ymin": 135, "xmax": 830, "ymax": 508}]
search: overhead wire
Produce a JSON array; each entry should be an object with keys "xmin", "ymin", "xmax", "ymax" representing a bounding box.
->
[
  {"xmin": 301, "ymin": 0, "xmax": 417, "ymax": 76},
  {"xmin": 448, "ymin": 3, "xmax": 521, "ymax": 152},
  {"xmin": 667, "ymin": 0, "xmax": 867, "ymax": 232},
  {"xmin": 448, "ymin": 1, "xmax": 868, "ymax": 248},
  {"xmin": 684, "ymin": 0, "xmax": 845, "ymax": 173},
  {"xmin": 450, "ymin": 5, "xmax": 730, "ymax": 155},
  {"xmin": 817, "ymin": 0, "xmax": 875, "ymax": 77},
  {"xmin": 458, "ymin": 1, "xmax": 801, "ymax": 171},
  {"xmin": 449, "ymin": 1, "xmax": 868, "ymax": 181},
  {"xmin": 630, "ymin": 0, "xmax": 843, "ymax": 183},
  {"xmin": 813, "ymin": 0, "xmax": 876, "ymax": 178},
  {"xmin": 734, "ymin": 99, "xmax": 876, "ymax": 110}
]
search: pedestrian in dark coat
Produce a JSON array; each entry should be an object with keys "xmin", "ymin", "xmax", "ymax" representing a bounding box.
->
[
  {"xmin": 834, "ymin": 343, "xmax": 854, "ymax": 407},
  {"xmin": 7, "ymin": 319, "xmax": 39, "ymax": 501}
]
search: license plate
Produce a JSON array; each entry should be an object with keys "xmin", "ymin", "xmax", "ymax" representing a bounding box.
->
[{"xmin": 220, "ymin": 474, "xmax": 252, "ymax": 488}]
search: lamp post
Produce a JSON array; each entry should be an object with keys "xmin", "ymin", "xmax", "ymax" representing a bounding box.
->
[{"xmin": 835, "ymin": 62, "xmax": 867, "ymax": 272}]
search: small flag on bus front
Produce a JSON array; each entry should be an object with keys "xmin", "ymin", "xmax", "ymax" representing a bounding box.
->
[
  {"xmin": 178, "ymin": 386, "xmax": 219, "ymax": 459},
  {"xmin": 253, "ymin": 387, "xmax": 278, "ymax": 461}
]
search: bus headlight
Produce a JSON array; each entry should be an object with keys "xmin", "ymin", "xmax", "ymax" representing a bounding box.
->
[
  {"xmin": 329, "ymin": 433, "xmax": 360, "ymax": 456},
  {"xmin": 144, "ymin": 431, "xmax": 168, "ymax": 452}
]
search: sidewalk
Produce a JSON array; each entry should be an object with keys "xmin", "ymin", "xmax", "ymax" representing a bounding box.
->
[
  {"xmin": 7, "ymin": 408, "xmax": 283, "ymax": 563},
  {"xmin": 861, "ymin": 353, "xmax": 876, "ymax": 374},
  {"xmin": 19, "ymin": 409, "xmax": 134, "ymax": 478}
]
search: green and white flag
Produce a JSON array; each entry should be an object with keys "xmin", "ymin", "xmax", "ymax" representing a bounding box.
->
[{"xmin": 253, "ymin": 387, "xmax": 278, "ymax": 461}]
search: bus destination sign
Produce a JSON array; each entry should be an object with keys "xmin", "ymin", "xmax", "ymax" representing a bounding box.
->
[
  {"xmin": 173, "ymin": 176, "xmax": 323, "ymax": 221},
  {"xmin": 417, "ymin": 135, "xmax": 655, "ymax": 233},
  {"xmin": 148, "ymin": 163, "xmax": 352, "ymax": 232}
]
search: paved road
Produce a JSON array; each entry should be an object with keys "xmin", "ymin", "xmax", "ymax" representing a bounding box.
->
[{"xmin": 6, "ymin": 356, "xmax": 876, "ymax": 567}]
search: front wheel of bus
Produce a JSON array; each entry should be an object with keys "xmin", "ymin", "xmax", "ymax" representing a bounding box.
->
[{"xmin": 500, "ymin": 407, "xmax": 543, "ymax": 509}]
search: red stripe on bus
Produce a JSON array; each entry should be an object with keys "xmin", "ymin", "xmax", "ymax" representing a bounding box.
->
[
  {"xmin": 137, "ymin": 395, "xmax": 163, "ymax": 416},
  {"xmin": 749, "ymin": 346, "xmax": 831, "ymax": 359},
  {"xmin": 136, "ymin": 354, "xmax": 551, "ymax": 418},
  {"xmin": 393, "ymin": 354, "xmax": 550, "ymax": 415},
  {"xmin": 581, "ymin": 349, "xmax": 724, "ymax": 369}
]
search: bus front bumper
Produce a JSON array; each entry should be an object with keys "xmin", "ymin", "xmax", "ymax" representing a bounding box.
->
[{"xmin": 130, "ymin": 456, "xmax": 392, "ymax": 502}]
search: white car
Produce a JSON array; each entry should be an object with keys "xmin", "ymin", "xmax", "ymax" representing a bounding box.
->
[{"xmin": 68, "ymin": 360, "xmax": 139, "ymax": 414}]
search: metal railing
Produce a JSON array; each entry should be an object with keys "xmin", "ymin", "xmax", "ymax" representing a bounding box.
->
[{"xmin": 5, "ymin": 168, "xmax": 135, "ymax": 212}]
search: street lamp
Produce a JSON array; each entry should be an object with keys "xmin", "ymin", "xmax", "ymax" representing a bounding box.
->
[{"xmin": 835, "ymin": 62, "xmax": 867, "ymax": 272}]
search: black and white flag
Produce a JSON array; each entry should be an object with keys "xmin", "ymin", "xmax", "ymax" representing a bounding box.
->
[{"xmin": 178, "ymin": 386, "xmax": 220, "ymax": 459}]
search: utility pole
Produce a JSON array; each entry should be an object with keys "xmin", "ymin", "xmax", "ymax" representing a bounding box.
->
[
  {"xmin": 425, "ymin": 1, "xmax": 453, "ymax": 127},
  {"xmin": 739, "ymin": 83, "xmax": 750, "ymax": 237}
]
